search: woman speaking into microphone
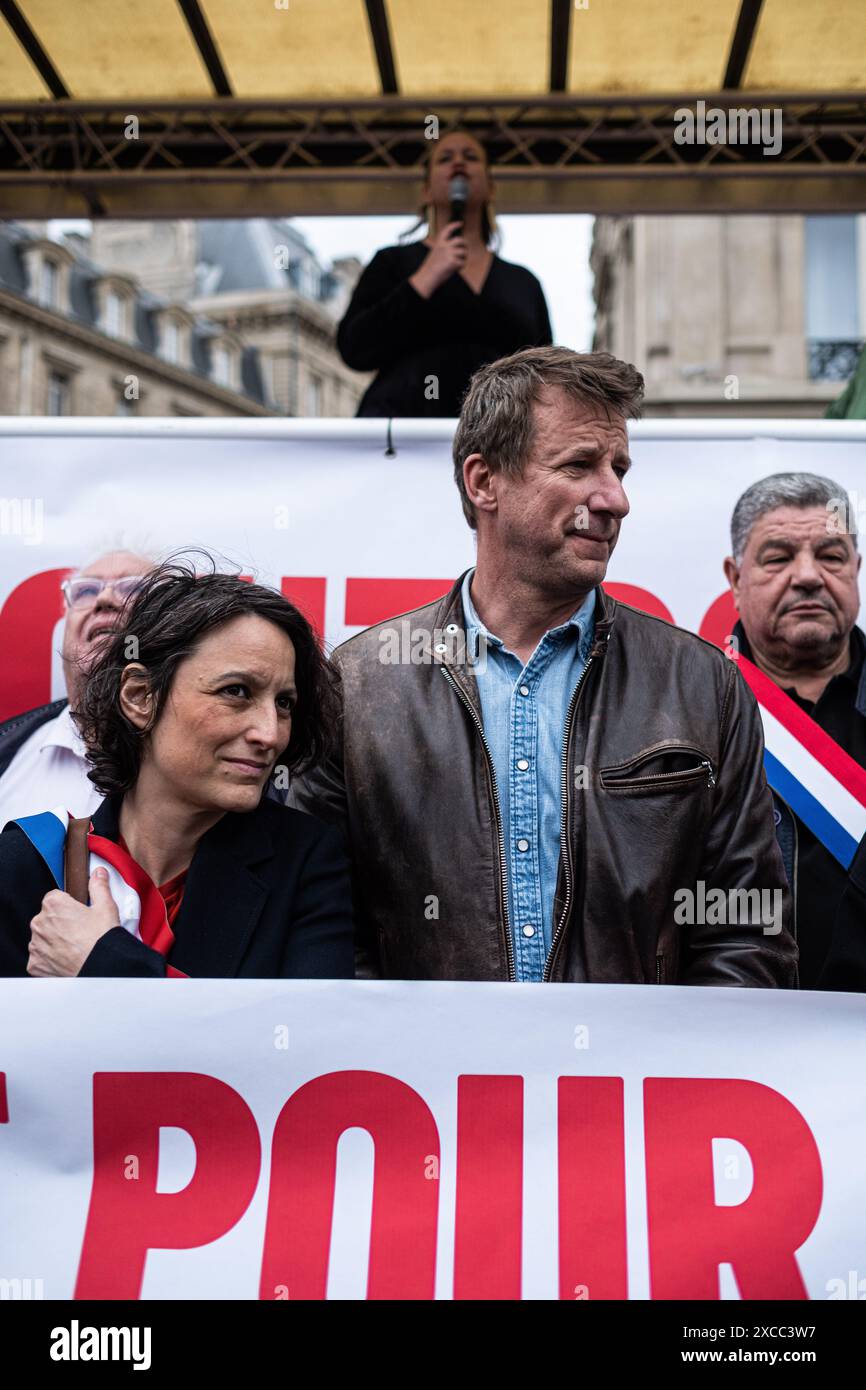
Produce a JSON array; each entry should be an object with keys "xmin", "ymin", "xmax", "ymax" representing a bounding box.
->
[{"xmin": 338, "ymin": 130, "xmax": 552, "ymax": 417}]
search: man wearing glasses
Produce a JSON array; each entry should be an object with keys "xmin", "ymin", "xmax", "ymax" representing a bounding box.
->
[{"xmin": 0, "ymin": 550, "xmax": 153, "ymax": 823}]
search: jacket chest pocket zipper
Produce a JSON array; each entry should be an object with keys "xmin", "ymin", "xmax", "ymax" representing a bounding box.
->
[
  {"xmin": 656, "ymin": 955, "xmax": 666, "ymax": 984},
  {"xmin": 600, "ymin": 749, "xmax": 716, "ymax": 792}
]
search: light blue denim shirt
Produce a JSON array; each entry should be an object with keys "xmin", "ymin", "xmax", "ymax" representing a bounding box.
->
[{"xmin": 461, "ymin": 569, "xmax": 596, "ymax": 981}]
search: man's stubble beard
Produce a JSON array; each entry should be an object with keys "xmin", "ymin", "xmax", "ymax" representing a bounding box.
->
[
  {"xmin": 768, "ymin": 615, "xmax": 849, "ymax": 668},
  {"xmin": 529, "ymin": 546, "xmax": 610, "ymax": 602}
]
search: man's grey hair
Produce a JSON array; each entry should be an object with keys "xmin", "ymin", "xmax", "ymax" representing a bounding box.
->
[
  {"xmin": 71, "ymin": 536, "xmax": 161, "ymax": 579},
  {"xmin": 730, "ymin": 472, "xmax": 858, "ymax": 565}
]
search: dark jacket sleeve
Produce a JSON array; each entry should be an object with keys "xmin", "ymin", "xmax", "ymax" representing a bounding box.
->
[
  {"xmin": 0, "ymin": 822, "xmax": 169, "ymax": 978},
  {"xmin": 0, "ymin": 823, "xmax": 52, "ymax": 976},
  {"xmin": 818, "ymin": 832, "xmax": 866, "ymax": 991},
  {"xmin": 684, "ymin": 661, "xmax": 799, "ymax": 988},
  {"xmin": 337, "ymin": 249, "xmax": 432, "ymax": 372},
  {"xmin": 285, "ymin": 679, "xmax": 381, "ymax": 979},
  {"xmin": 280, "ymin": 821, "xmax": 354, "ymax": 978},
  {"xmin": 78, "ymin": 927, "xmax": 168, "ymax": 978}
]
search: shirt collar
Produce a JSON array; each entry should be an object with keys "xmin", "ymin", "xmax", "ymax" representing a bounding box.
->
[
  {"xmin": 460, "ymin": 568, "xmax": 596, "ymax": 659},
  {"xmin": 37, "ymin": 704, "xmax": 88, "ymax": 758}
]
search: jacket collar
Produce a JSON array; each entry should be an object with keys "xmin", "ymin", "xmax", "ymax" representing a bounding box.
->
[
  {"xmin": 460, "ymin": 568, "xmax": 597, "ymax": 656},
  {"xmin": 431, "ymin": 569, "xmax": 616, "ymax": 708},
  {"xmin": 0, "ymin": 698, "xmax": 69, "ymax": 770},
  {"xmin": 91, "ymin": 794, "xmax": 122, "ymax": 838},
  {"xmin": 91, "ymin": 794, "xmax": 273, "ymax": 976}
]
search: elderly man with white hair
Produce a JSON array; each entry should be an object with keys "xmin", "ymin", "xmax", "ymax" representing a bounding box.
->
[
  {"xmin": 724, "ymin": 472, "xmax": 865, "ymax": 989},
  {"xmin": 0, "ymin": 549, "xmax": 154, "ymax": 823}
]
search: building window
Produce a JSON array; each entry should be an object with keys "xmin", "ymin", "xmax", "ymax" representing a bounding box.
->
[
  {"xmin": 263, "ymin": 353, "xmax": 278, "ymax": 403},
  {"xmin": 161, "ymin": 318, "xmax": 180, "ymax": 364},
  {"xmin": 304, "ymin": 263, "xmax": 321, "ymax": 299},
  {"xmin": 104, "ymin": 289, "xmax": 124, "ymax": 337},
  {"xmin": 212, "ymin": 343, "xmax": 233, "ymax": 387},
  {"xmin": 39, "ymin": 259, "xmax": 59, "ymax": 309},
  {"xmin": 805, "ymin": 216, "xmax": 863, "ymax": 380},
  {"xmin": 46, "ymin": 370, "xmax": 70, "ymax": 415},
  {"xmin": 307, "ymin": 374, "xmax": 322, "ymax": 415}
]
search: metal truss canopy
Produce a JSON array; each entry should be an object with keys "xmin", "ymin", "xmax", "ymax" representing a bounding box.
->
[{"xmin": 1, "ymin": 93, "xmax": 865, "ymax": 219}]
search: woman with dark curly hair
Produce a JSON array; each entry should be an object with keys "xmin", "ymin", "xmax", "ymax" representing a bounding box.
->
[{"xmin": 0, "ymin": 559, "xmax": 353, "ymax": 979}]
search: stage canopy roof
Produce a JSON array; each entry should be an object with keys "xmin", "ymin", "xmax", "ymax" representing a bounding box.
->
[{"xmin": 0, "ymin": 0, "xmax": 864, "ymax": 217}]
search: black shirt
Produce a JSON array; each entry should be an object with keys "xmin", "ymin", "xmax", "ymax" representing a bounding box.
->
[
  {"xmin": 736, "ymin": 622, "xmax": 866, "ymax": 987},
  {"xmin": 337, "ymin": 241, "xmax": 553, "ymax": 418}
]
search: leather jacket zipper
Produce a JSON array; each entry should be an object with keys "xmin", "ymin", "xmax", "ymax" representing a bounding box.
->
[
  {"xmin": 542, "ymin": 649, "xmax": 600, "ymax": 983},
  {"xmin": 440, "ymin": 665, "xmax": 516, "ymax": 981},
  {"xmin": 601, "ymin": 748, "xmax": 716, "ymax": 789}
]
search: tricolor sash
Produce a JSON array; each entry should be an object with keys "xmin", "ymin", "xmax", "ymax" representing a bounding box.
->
[
  {"xmin": 736, "ymin": 655, "xmax": 866, "ymax": 869},
  {"xmin": 14, "ymin": 807, "xmax": 188, "ymax": 976}
]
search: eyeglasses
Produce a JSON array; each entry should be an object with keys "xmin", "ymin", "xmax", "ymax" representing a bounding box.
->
[{"xmin": 61, "ymin": 575, "xmax": 147, "ymax": 610}]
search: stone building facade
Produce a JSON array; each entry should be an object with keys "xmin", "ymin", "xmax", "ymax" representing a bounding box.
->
[
  {"xmin": 591, "ymin": 214, "xmax": 866, "ymax": 417},
  {"xmin": 89, "ymin": 219, "xmax": 369, "ymax": 417},
  {"xmin": 0, "ymin": 222, "xmax": 275, "ymax": 417}
]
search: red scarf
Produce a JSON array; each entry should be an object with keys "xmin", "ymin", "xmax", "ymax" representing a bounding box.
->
[{"xmin": 88, "ymin": 832, "xmax": 190, "ymax": 978}]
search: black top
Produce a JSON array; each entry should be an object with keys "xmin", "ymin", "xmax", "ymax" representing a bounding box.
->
[
  {"xmin": 783, "ymin": 628, "xmax": 866, "ymax": 987},
  {"xmin": 736, "ymin": 622, "xmax": 866, "ymax": 987},
  {"xmin": 821, "ymin": 830, "xmax": 866, "ymax": 991},
  {"xmin": 0, "ymin": 793, "xmax": 355, "ymax": 979},
  {"xmin": 338, "ymin": 241, "xmax": 553, "ymax": 418}
]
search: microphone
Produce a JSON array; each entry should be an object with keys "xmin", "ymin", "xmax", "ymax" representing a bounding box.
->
[{"xmin": 448, "ymin": 174, "xmax": 469, "ymax": 231}]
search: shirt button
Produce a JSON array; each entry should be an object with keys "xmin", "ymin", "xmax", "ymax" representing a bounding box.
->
[
  {"xmin": 516, "ymin": 758, "xmax": 529, "ymax": 771},
  {"xmin": 519, "ymin": 685, "xmax": 530, "ymax": 696},
  {"xmin": 522, "ymin": 924, "xmax": 536, "ymax": 938},
  {"xmin": 517, "ymin": 838, "xmax": 529, "ymax": 852}
]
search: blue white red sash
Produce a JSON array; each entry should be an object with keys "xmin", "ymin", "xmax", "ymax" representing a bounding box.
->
[
  {"xmin": 13, "ymin": 807, "xmax": 187, "ymax": 975},
  {"xmin": 736, "ymin": 655, "xmax": 866, "ymax": 869}
]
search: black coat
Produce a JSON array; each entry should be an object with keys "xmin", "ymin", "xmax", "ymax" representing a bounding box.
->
[
  {"xmin": 732, "ymin": 620, "xmax": 866, "ymax": 989},
  {"xmin": 338, "ymin": 241, "xmax": 553, "ymax": 417},
  {"xmin": 0, "ymin": 793, "xmax": 354, "ymax": 979},
  {"xmin": 0, "ymin": 698, "xmax": 67, "ymax": 777},
  {"xmin": 819, "ymin": 832, "xmax": 866, "ymax": 991}
]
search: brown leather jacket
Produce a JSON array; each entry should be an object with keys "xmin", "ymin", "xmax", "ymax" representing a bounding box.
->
[{"xmin": 288, "ymin": 575, "xmax": 797, "ymax": 987}]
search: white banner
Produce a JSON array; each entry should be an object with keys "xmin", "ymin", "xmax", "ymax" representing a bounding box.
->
[
  {"xmin": 0, "ymin": 979, "xmax": 864, "ymax": 1301},
  {"xmin": 0, "ymin": 417, "xmax": 864, "ymax": 719}
]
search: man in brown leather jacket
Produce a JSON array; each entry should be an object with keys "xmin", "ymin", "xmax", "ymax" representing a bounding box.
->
[{"xmin": 289, "ymin": 345, "xmax": 796, "ymax": 986}]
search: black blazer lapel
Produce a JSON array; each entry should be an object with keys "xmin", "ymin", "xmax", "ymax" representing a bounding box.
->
[
  {"xmin": 90, "ymin": 795, "xmax": 123, "ymax": 838},
  {"xmin": 168, "ymin": 807, "xmax": 273, "ymax": 978}
]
